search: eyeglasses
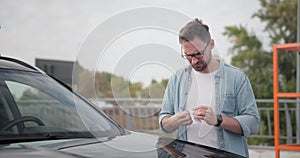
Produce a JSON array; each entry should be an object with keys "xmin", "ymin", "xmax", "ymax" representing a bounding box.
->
[{"xmin": 181, "ymin": 42, "xmax": 209, "ymax": 59}]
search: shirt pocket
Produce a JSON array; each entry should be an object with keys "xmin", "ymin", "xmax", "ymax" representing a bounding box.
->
[{"xmin": 222, "ymin": 93, "xmax": 237, "ymax": 116}]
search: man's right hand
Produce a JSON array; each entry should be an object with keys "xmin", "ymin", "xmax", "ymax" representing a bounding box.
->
[{"xmin": 161, "ymin": 111, "xmax": 193, "ymax": 132}]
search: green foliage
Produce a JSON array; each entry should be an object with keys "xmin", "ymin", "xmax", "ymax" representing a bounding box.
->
[
  {"xmin": 223, "ymin": 25, "xmax": 273, "ymax": 98},
  {"xmin": 140, "ymin": 82, "xmax": 166, "ymax": 98},
  {"xmin": 223, "ymin": 0, "xmax": 298, "ymax": 98},
  {"xmin": 95, "ymin": 72, "xmax": 114, "ymax": 98},
  {"xmin": 223, "ymin": 0, "xmax": 298, "ymax": 146},
  {"xmin": 253, "ymin": 0, "xmax": 297, "ymax": 44},
  {"xmin": 76, "ymin": 65, "xmax": 95, "ymax": 98},
  {"xmin": 224, "ymin": 25, "xmax": 262, "ymax": 53},
  {"xmin": 253, "ymin": 0, "xmax": 298, "ymax": 93},
  {"xmin": 77, "ymin": 67, "xmax": 169, "ymax": 100},
  {"xmin": 129, "ymin": 82, "xmax": 143, "ymax": 98},
  {"xmin": 19, "ymin": 88, "xmax": 52, "ymax": 101}
]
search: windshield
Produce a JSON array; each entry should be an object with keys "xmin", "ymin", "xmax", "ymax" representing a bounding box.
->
[{"xmin": 0, "ymin": 70, "xmax": 122, "ymax": 143}]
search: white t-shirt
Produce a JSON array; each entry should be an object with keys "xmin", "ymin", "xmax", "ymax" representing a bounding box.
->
[{"xmin": 186, "ymin": 68, "xmax": 219, "ymax": 149}]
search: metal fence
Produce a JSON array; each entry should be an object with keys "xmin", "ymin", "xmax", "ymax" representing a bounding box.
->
[
  {"xmin": 98, "ymin": 98, "xmax": 300, "ymax": 146},
  {"xmin": 17, "ymin": 98, "xmax": 300, "ymax": 146}
]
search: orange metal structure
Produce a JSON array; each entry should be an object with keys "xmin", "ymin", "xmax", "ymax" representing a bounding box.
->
[{"xmin": 273, "ymin": 42, "xmax": 300, "ymax": 158}]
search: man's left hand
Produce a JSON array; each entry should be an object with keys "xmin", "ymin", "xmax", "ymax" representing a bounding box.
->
[{"xmin": 193, "ymin": 106, "xmax": 217, "ymax": 126}]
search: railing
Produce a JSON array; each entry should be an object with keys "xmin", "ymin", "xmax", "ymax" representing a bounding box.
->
[
  {"xmin": 17, "ymin": 98, "xmax": 300, "ymax": 146},
  {"xmin": 255, "ymin": 99, "xmax": 299, "ymax": 145},
  {"xmin": 97, "ymin": 98, "xmax": 300, "ymax": 146}
]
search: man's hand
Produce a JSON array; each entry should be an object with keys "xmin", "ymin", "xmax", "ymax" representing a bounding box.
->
[
  {"xmin": 173, "ymin": 111, "xmax": 193, "ymax": 127},
  {"xmin": 161, "ymin": 111, "xmax": 193, "ymax": 132},
  {"xmin": 193, "ymin": 106, "xmax": 243, "ymax": 134},
  {"xmin": 193, "ymin": 106, "xmax": 217, "ymax": 126}
]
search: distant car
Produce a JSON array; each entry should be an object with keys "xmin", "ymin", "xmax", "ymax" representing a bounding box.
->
[{"xmin": 0, "ymin": 55, "xmax": 244, "ymax": 158}]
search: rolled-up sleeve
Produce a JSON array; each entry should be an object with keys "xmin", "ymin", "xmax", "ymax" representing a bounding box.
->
[
  {"xmin": 234, "ymin": 76, "xmax": 260, "ymax": 138},
  {"xmin": 159, "ymin": 75, "xmax": 176, "ymax": 133}
]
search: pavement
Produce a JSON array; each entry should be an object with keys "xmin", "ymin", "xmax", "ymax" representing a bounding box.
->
[{"xmin": 249, "ymin": 146, "xmax": 300, "ymax": 158}]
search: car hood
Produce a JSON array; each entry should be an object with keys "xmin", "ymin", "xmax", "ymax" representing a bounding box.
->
[
  {"xmin": 0, "ymin": 131, "xmax": 158, "ymax": 158},
  {"xmin": 0, "ymin": 131, "xmax": 244, "ymax": 158}
]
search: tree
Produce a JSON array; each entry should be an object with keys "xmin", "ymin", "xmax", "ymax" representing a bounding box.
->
[
  {"xmin": 223, "ymin": 0, "xmax": 298, "ymax": 145},
  {"xmin": 129, "ymin": 82, "xmax": 143, "ymax": 98},
  {"xmin": 253, "ymin": 0, "xmax": 298, "ymax": 93},
  {"xmin": 254, "ymin": 0, "xmax": 298, "ymax": 44},
  {"xmin": 77, "ymin": 68, "xmax": 94, "ymax": 98},
  {"xmin": 19, "ymin": 88, "xmax": 50, "ymax": 100},
  {"xmin": 223, "ymin": 25, "xmax": 273, "ymax": 98},
  {"xmin": 223, "ymin": 0, "xmax": 297, "ymax": 98}
]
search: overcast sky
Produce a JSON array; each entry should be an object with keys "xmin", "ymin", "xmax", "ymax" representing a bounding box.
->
[{"xmin": 0, "ymin": 0, "xmax": 267, "ymax": 86}]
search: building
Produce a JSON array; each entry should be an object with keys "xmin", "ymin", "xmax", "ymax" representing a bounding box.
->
[{"xmin": 35, "ymin": 58, "xmax": 78, "ymax": 87}]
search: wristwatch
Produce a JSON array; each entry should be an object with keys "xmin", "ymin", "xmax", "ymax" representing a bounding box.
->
[{"xmin": 215, "ymin": 114, "xmax": 223, "ymax": 127}]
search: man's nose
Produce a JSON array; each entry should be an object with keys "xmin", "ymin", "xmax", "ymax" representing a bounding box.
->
[{"xmin": 191, "ymin": 57, "xmax": 200, "ymax": 65}]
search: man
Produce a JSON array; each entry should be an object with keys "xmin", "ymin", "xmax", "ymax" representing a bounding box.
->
[{"xmin": 159, "ymin": 18, "xmax": 260, "ymax": 157}]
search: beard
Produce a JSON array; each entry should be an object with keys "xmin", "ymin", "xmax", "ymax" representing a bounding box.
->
[
  {"xmin": 193, "ymin": 63, "xmax": 208, "ymax": 72},
  {"xmin": 192, "ymin": 54, "xmax": 212, "ymax": 72}
]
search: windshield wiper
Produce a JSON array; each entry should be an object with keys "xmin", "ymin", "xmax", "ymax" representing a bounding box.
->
[
  {"xmin": 0, "ymin": 132, "xmax": 94, "ymax": 144},
  {"xmin": 43, "ymin": 133, "xmax": 73, "ymax": 139}
]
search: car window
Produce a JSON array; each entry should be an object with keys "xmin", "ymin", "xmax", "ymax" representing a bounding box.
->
[
  {"xmin": 0, "ymin": 90, "xmax": 12, "ymax": 129},
  {"xmin": 6, "ymin": 81, "xmax": 86, "ymax": 131},
  {"xmin": 0, "ymin": 70, "xmax": 122, "ymax": 140}
]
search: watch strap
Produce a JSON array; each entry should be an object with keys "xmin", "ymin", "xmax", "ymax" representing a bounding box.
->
[{"xmin": 215, "ymin": 114, "xmax": 223, "ymax": 127}]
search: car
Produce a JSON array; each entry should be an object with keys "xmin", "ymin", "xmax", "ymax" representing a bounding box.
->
[{"xmin": 0, "ymin": 55, "xmax": 244, "ymax": 158}]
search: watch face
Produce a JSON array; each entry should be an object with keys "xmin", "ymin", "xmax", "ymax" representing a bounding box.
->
[
  {"xmin": 216, "ymin": 114, "xmax": 223, "ymax": 127},
  {"xmin": 219, "ymin": 115, "xmax": 223, "ymax": 121}
]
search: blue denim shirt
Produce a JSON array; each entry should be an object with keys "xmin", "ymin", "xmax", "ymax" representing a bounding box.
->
[{"xmin": 159, "ymin": 61, "xmax": 260, "ymax": 157}]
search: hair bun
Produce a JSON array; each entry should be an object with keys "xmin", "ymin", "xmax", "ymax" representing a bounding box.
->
[{"xmin": 194, "ymin": 18, "xmax": 209, "ymax": 32}]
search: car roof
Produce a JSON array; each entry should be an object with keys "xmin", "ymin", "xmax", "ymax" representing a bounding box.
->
[{"xmin": 0, "ymin": 55, "xmax": 43, "ymax": 73}]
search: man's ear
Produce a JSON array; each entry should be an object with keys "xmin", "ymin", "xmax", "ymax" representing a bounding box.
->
[{"xmin": 209, "ymin": 39, "xmax": 215, "ymax": 49}]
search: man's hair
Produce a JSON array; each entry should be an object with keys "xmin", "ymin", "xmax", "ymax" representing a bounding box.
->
[{"xmin": 179, "ymin": 18, "xmax": 211, "ymax": 44}]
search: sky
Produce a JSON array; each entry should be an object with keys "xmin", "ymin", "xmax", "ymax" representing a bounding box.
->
[{"xmin": 0, "ymin": 0, "xmax": 267, "ymax": 87}]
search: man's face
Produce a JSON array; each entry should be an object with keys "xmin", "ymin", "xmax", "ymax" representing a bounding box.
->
[{"xmin": 182, "ymin": 37, "xmax": 211, "ymax": 72}]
